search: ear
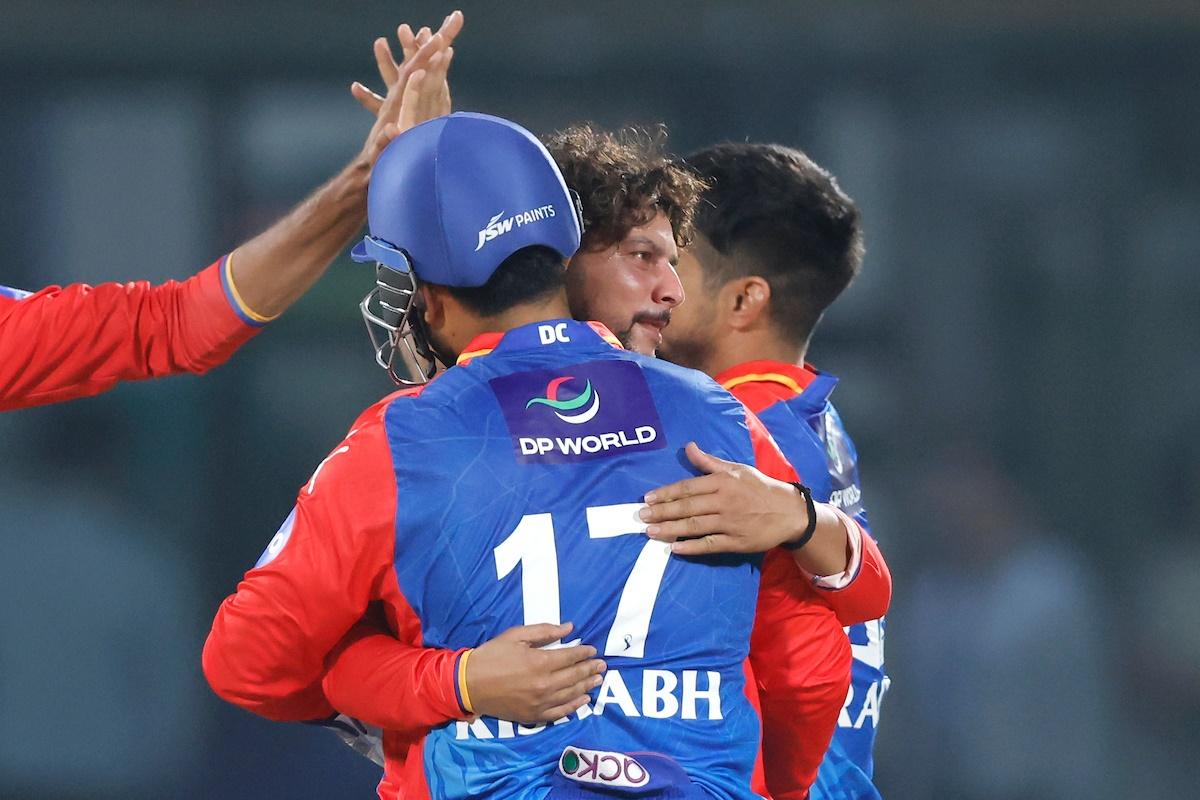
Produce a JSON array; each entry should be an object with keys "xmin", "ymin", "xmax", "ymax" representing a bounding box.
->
[
  {"xmin": 721, "ymin": 276, "xmax": 771, "ymax": 331},
  {"xmin": 419, "ymin": 284, "xmax": 447, "ymax": 330}
]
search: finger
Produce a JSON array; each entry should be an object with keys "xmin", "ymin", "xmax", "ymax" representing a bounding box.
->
[
  {"xmin": 435, "ymin": 10, "xmax": 465, "ymax": 45},
  {"xmin": 373, "ymin": 37, "xmax": 400, "ymax": 87},
  {"xmin": 400, "ymin": 31, "xmax": 445, "ymax": 79},
  {"xmin": 549, "ymin": 657, "xmax": 607, "ymax": 688},
  {"xmin": 395, "ymin": 70, "xmax": 426, "ymax": 133},
  {"xmin": 505, "ymin": 621, "xmax": 574, "ymax": 646},
  {"xmin": 638, "ymin": 492, "xmax": 724, "ymax": 524},
  {"xmin": 415, "ymin": 26, "xmax": 432, "ymax": 47},
  {"xmin": 539, "ymin": 694, "xmax": 593, "ymax": 723},
  {"xmin": 397, "ymin": 23, "xmax": 417, "ymax": 61},
  {"xmin": 543, "ymin": 670, "xmax": 605, "ymax": 707},
  {"xmin": 670, "ymin": 533, "xmax": 742, "ymax": 556},
  {"xmin": 684, "ymin": 441, "xmax": 739, "ymax": 476},
  {"xmin": 644, "ymin": 472, "xmax": 722, "ymax": 505},
  {"xmin": 350, "ymin": 82, "xmax": 385, "ymax": 115},
  {"xmin": 645, "ymin": 514, "xmax": 724, "ymax": 542},
  {"xmin": 540, "ymin": 643, "xmax": 599, "ymax": 670}
]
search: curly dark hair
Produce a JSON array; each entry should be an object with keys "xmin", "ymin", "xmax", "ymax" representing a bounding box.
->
[{"xmin": 544, "ymin": 124, "xmax": 705, "ymax": 251}]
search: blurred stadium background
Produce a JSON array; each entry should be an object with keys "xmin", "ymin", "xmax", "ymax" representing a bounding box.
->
[{"xmin": 2, "ymin": 1, "xmax": 1198, "ymax": 797}]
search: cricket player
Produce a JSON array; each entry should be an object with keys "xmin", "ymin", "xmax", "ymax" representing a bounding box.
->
[
  {"xmin": 660, "ymin": 143, "xmax": 887, "ymax": 800},
  {"xmin": 0, "ymin": 13, "xmax": 462, "ymax": 413},
  {"xmin": 315, "ymin": 123, "xmax": 889, "ymax": 798},
  {"xmin": 203, "ymin": 112, "xmax": 858, "ymax": 798},
  {"xmin": 323, "ymin": 32, "xmax": 891, "ymax": 797}
]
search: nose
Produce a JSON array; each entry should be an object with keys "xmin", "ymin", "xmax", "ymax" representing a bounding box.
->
[{"xmin": 652, "ymin": 260, "xmax": 684, "ymax": 308}]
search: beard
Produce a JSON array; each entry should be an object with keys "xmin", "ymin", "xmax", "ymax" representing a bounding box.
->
[
  {"xmin": 615, "ymin": 309, "xmax": 673, "ymax": 354},
  {"xmin": 656, "ymin": 323, "xmax": 710, "ymax": 370}
]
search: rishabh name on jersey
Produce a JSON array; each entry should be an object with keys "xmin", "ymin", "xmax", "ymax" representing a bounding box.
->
[
  {"xmin": 381, "ymin": 319, "xmax": 764, "ymax": 800},
  {"xmin": 754, "ymin": 371, "xmax": 888, "ymax": 794}
]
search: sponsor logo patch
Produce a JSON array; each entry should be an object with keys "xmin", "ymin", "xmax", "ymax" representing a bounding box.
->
[
  {"xmin": 490, "ymin": 360, "xmax": 665, "ymax": 464},
  {"xmin": 475, "ymin": 204, "xmax": 557, "ymax": 252},
  {"xmin": 559, "ymin": 747, "xmax": 650, "ymax": 788}
]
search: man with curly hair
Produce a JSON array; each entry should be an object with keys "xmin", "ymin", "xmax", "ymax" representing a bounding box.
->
[
  {"xmin": 308, "ymin": 123, "xmax": 889, "ymax": 798},
  {"xmin": 546, "ymin": 125, "xmax": 703, "ymax": 356},
  {"xmin": 299, "ymin": 25, "xmax": 891, "ymax": 798}
]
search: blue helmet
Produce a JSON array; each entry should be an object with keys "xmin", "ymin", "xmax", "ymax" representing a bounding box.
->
[
  {"xmin": 354, "ymin": 112, "xmax": 582, "ymax": 385},
  {"xmin": 351, "ymin": 112, "xmax": 581, "ymax": 286}
]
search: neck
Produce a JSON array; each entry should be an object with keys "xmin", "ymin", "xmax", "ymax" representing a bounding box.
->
[
  {"xmin": 704, "ymin": 327, "xmax": 808, "ymax": 378},
  {"xmin": 449, "ymin": 292, "xmax": 573, "ymax": 357}
]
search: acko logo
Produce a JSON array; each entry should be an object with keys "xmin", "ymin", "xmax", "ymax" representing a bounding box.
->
[
  {"xmin": 559, "ymin": 747, "xmax": 650, "ymax": 789},
  {"xmin": 475, "ymin": 204, "xmax": 557, "ymax": 251},
  {"xmin": 526, "ymin": 376, "xmax": 599, "ymax": 425}
]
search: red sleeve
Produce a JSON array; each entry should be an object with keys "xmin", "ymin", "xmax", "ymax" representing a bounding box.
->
[
  {"xmin": 751, "ymin": 551, "xmax": 852, "ymax": 800},
  {"xmin": 202, "ymin": 406, "xmax": 398, "ymax": 722},
  {"xmin": 744, "ymin": 406, "xmax": 893, "ymax": 626},
  {"xmin": 322, "ymin": 619, "xmax": 470, "ymax": 737},
  {"xmin": 812, "ymin": 521, "xmax": 892, "ymax": 626},
  {"xmin": 0, "ymin": 257, "xmax": 258, "ymax": 411}
]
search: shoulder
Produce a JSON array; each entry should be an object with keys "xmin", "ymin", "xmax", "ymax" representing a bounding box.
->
[{"xmin": 633, "ymin": 351, "xmax": 740, "ymax": 404}]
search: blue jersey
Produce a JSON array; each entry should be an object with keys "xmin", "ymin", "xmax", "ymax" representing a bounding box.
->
[
  {"xmin": 384, "ymin": 320, "xmax": 779, "ymax": 799},
  {"xmin": 755, "ymin": 370, "xmax": 887, "ymax": 800}
]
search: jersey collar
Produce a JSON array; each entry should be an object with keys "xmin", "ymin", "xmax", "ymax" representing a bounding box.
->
[
  {"xmin": 456, "ymin": 319, "xmax": 623, "ymax": 366},
  {"xmin": 715, "ymin": 360, "xmax": 820, "ymax": 396}
]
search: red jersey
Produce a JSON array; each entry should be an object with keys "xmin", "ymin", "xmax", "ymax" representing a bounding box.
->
[{"xmin": 0, "ymin": 254, "xmax": 263, "ymax": 412}]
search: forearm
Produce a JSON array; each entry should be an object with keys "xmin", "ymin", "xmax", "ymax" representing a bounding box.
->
[
  {"xmin": 229, "ymin": 155, "xmax": 371, "ymax": 319},
  {"xmin": 812, "ymin": 521, "xmax": 892, "ymax": 626},
  {"xmin": 322, "ymin": 620, "xmax": 469, "ymax": 737},
  {"xmin": 788, "ymin": 500, "xmax": 851, "ymax": 577},
  {"xmin": 0, "ymin": 263, "xmax": 256, "ymax": 411},
  {"xmin": 203, "ymin": 585, "xmax": 338, "ymax": 722}
]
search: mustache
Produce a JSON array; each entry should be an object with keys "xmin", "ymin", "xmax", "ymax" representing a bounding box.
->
[{"xmin": 630, "ymin": 309, "xmax": 672, "ymax": 327}]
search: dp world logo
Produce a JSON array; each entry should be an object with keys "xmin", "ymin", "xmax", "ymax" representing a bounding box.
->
[{"xmin": 526, "ymin": 376, "xmax": 600, "ymax": 425}]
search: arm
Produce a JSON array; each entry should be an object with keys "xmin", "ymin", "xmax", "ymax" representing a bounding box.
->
[
  {"xmin": 0, "ymin": 23, "xmax": 461, "ymax": 414},
  {"xmin": 203, "ymin": 416, "xmax": 402, "ymax": 721},
  {"xmin": 229, "ymin": 11, "xmax": 463, "ymax": 319},
  {"xmin": 640, "ymin": 413, "xmax": 851, "ymax": 574},
  {"xmin": 323, "ymin": 617, "xmax": 604, "ymax": 736},
  {"xmin": 0, "ymin": 265, "xmax": 256, "ymax": 411},
  {"xmin": 809, "ymin": 519, "xmax": 891, "ymax": 626}
]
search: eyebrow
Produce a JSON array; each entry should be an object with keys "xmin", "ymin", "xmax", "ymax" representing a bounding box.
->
[{"xmin": 624, "ymin": 236, "xmax": 679, "ymax": 266}]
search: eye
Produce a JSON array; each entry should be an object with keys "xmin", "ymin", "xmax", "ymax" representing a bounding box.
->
[{"xmin": 631, "ymin": 251, "xmax": 652, "ymax": 261}]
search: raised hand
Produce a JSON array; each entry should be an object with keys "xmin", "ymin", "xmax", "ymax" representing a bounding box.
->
[{"xmin": 355, "ymin": 10, "xmax": 463, "ymax": 165}]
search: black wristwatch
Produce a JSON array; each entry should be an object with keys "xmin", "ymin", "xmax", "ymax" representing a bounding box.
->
[{"xmin": 782, "ymin": 482, "xmax": 818, "ymax": 550}]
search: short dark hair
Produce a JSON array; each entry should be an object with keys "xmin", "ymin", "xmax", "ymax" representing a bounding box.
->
[
  {"xmin": 544, "ymin": 124, "xmax": 705, "ymax": 251},
  {"xmin": 684, "ymin": 143, "xmax": 864, "ymax": 345},
  {"xmin": 444, "ymin": 245, "xmax": 565, "ymax": 317}
]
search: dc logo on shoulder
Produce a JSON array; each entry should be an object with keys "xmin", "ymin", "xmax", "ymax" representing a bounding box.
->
[{"xmin": 559, "ymin": 747, "xmax": 650, "ymax": 789}]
